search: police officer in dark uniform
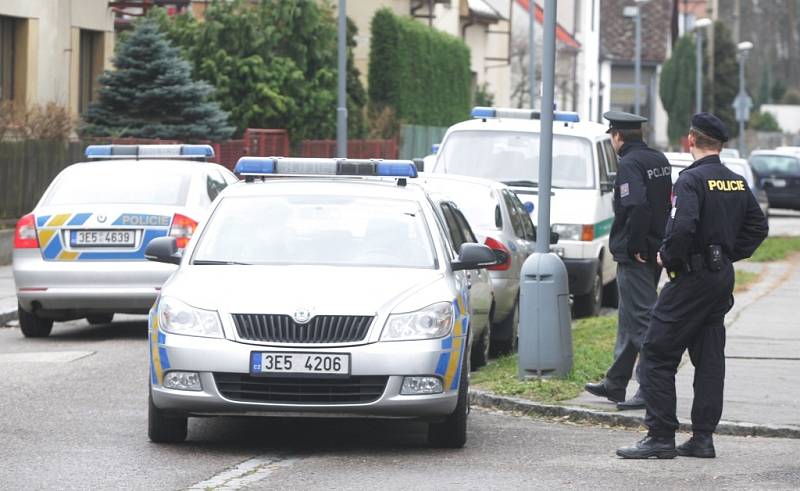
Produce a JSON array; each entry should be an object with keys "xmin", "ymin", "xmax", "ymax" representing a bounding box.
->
[
  {"xmin": 617, "ymin": 113, "xmax": 768, "ymax": 459},
  {"xmin": 584, "ymin": 111, "xmax": 672, "ymax": 410}
]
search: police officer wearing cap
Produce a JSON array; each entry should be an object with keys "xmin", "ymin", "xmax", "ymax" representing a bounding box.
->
[
  {"xmin": 584, "ymin": 111, "xmax": 672, "ymax": 411},
  {"xmin": 617, "ymin": 113, "xmax": 768, "ymax": 459}
]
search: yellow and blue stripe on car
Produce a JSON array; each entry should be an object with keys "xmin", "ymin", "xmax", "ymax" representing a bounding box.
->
[
  {"xmin": 434, "ymin": 291, "xmax": 470, "ymax": 391},
  {"xmin": 34, "ymin": 212, "xmax": 170, "ymax": 261},
  {"xmin": 149, "ymin": 305, "xmax": 170, "ymax": 385}
]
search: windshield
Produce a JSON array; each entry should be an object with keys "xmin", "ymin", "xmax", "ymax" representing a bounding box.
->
[
  {"xmin": 426, "ymin": 181, "xmax": 500, "ymax": 231},
  {"xmin": 437, "ymin": 130, "xmax": 595, "ymax": 189},
  {"xmin": 749, "ymin": 155, "xmax": 800, "ymax": 175},
  {"xmin": 193, "ymin": 195, "xmax": 437, "ymax": 268},
  {"xmin": 45, "ymin": 165, "xmax": 191, "ymax": 206}
]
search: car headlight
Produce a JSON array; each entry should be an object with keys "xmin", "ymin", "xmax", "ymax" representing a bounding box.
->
[
  {"xmin": 551, "ymin": 223, "xmax": 594, "ymax": 242},
  {"xmin": 381, "ymin": 302, "xmax": 454, "ymax": 341},
  {"xmin": 158, "ymin": 296, "xmax": 223, "ymax": 338}
]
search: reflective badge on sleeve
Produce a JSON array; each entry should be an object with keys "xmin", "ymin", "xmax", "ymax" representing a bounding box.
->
[{"xmin": 620, "ymin": 183, "xmax": 630, "ymax": 198}]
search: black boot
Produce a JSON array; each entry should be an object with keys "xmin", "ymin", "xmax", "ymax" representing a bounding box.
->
[
  {"xmin": 677, "ymin": 433, "xmax": 716, "ymax": 458},
  {"xmin": 616, "ymin": 390, "xmax": 645, "ymax": 411},
  {"xmin": 584, "ymin": 380, "xmax": 625, "ymax": 403},
  {"xmin": 616, "ymin": 436, "xmax": 677, "ymax": 459}
]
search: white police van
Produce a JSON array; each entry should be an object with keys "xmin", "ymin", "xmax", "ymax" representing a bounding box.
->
[{"xmin": 431, "ymin": 107, "xmax": 619, "ymax": 317}]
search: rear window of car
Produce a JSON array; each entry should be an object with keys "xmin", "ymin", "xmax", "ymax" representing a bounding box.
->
[
  {"xmin": 193, "ymin": 195, "xmax": 437, "ymax": 269},
  {"xmin": 425, "ymin": 180, "xmax": 500, "ymax": 231},
  {"xmin": 749, "ymin": 155, "xmax": 800, "ymax": 175},
  {"xmin": 44, "ymin": 164, "xmax": 192, "ymax": 206}
]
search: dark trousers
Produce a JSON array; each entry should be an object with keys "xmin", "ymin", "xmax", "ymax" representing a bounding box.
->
[
  {"xmin": 640, "ymin": 264, "xmax": 734, "ymax": 438},
  {"xmin": 605, "ymin": 261, "xmax": 660, "ymax": 397}
]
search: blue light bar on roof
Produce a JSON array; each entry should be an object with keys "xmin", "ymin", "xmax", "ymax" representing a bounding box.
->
[
  {"xmin": 234, "ymin": 157, "xmax": 418, "ymax": 179},
  {"xmin": 470, "ymin": 106, "xmax": 580, "ymax": 123},
  {"xmin": 84, "ymin": 144, "xmax": 215, "ymax": 159}
]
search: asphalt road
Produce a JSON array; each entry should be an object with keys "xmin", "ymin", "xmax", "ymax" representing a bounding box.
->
[{"xmin": 1, "ymin": 318, "xmax": 800, "ymax": 490}]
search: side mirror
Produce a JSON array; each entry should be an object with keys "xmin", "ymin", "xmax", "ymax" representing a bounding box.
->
[
  {"xmin": 145, "ymin": 236, "xmax": 182, "ymax": 265},
  {"xmin": 452, "ymin": 243, "xmax": 498, "ymax": 271},
  {"xmin": 600, "ymin": 181, "xmax": 614, "ymax": 194},
  {"xmin": 550, "ymin": 232, "xmax": 560, "ymax": 244},
  {"xmin": 523, "ymin": 201, "xmax": 535, "ymax": 214},
  {"xmin": 412, "ymin": 158, "xmax": 425, "ymax": 172}
]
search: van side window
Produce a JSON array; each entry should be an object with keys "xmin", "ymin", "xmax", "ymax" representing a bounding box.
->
[
  {"xmin": 597, "ymin": 142, "xmax": 609, "ymax": 184},
  {"xmin": 502, "ymin": 190, "xmax": 525, "ymax": 239},
  {"xmin": 603, "ymin": 140, "xmax": 619, "ymax": 176}
]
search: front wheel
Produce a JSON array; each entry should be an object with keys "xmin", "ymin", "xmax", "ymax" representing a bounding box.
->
[
  {"xmin": 148, "ymin": 393, "xmax": 187, "ymax": 443},
  {"xmin": 18, "ymin": 304, "xmax": 53, "ymax": 338},
  {"xmin": 573, "ymin": 268, "xmax": 602, "ymax": 318},
  {"xmin": 428, "ymin": 350, "xmax": 468, "ymax": 448},
  {"xmin": 601, "ymin": 278, "xmax": 619, "ymax": 308}
]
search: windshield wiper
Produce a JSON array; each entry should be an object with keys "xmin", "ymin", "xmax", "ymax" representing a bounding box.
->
[
  {"xmin": 502, "ymin": 180, "xmax": 538, "ymax": 187},
  {"xmin": 192, "ymin": 259, "xmax": 252, "ymax": 265}
]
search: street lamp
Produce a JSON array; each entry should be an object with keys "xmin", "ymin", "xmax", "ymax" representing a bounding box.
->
[
  {"xmin": 736, "ymin": 41, "xmax": 754, "ymax": 157},
  {"xmin": 693, "ymin": 18, "xmax": 712, "ymax": 113},
  {"xmin": 623, "ymin": 0, "xmax": 650, "ymax": 116}
]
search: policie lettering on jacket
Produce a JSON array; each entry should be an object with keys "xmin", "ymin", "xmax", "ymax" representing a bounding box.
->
[{"xmin": 659, "ymin": 155, "xmax": 767, "ymax": 273}]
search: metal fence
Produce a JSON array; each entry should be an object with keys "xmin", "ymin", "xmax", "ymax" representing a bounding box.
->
[
  {"xmin": 399, "ymin": 124, "xmax": 447, "ymax": 160},
  {"xmin": 0, "ymin": 140, "xmax": 84, "ymax": 220}
]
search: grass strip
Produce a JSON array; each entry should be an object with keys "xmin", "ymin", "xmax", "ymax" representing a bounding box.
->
[
  {"xmin": 734, "ymin": 270, "xmax": 759, "ymax": 292},
  {"xmin": 472, "ymin": 316, "xmax": 617, "ymax": 404},
  {"xmin": 749, "ymin": 236, "xmax": 800, "ymax": 262}
]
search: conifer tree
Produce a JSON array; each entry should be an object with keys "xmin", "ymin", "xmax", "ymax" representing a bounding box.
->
[{"xmin": 82, "ymin": 19, "xmax": 233, "ymax": 141}]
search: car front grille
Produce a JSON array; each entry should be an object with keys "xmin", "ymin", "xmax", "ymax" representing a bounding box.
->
[
  {"xmin": 214, "ymin": 373, "xmax": 388, "ymax": 404},
  {"xmin": 232, "ymin": 314, "xmax": 373, "ymax": 344}
]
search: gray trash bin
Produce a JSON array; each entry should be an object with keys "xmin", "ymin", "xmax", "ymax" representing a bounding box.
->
[{"xmin": 518, "ymin": 252, "xmax": 573, "ymax": 378}]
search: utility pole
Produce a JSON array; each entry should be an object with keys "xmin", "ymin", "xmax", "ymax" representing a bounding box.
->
[
  {"xmin": 694, "ymin": 18, "xmax": 712, "ymax": 113},
  {"xmin": 529, "ymin": 0, "xmax": 536, "ymax": 108},
  {"xmin": 536, "ymin": 0, "xmax": 556, "ymax": 253},
  {"xmin": 336, "ymin": 0, "xmax": 348, "ymax": 158}
]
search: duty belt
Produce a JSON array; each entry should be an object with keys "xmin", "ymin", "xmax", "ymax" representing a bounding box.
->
[{"xmin": 666, "ymin": 245, "xmax": 724, "ymax": 280}]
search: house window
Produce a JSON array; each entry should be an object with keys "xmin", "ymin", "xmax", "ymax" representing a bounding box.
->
[
  {"xmin": 0, "ymin": 16, "xmax": 16, "ymax": 101},
  {"xmin": 79, "ymin": 30, "xmax": 104, "ymax": 113}
]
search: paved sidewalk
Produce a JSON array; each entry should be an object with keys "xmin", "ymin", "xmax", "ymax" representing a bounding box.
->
[
  {"xmin": 0, "ymin": 266, "xmax": 16, "ymax": 325},
  {"xmin": 568, "ymin": 256, "xmax": 800, "ymax": 433}
]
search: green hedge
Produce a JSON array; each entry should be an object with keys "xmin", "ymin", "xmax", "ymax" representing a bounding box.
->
[{"xmin": 368, "ymin": 9, "xmax": 471, "ymax": 127}]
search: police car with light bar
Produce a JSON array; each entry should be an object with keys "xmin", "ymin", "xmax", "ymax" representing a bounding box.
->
[
  {"xmin": 12, "ymin": 144, "xmax": 238, "ymax": 337},
  {"xmin": 144, "ymin": 157, "xmax": 498, "ymax": 447},
  {"xmin": 432, "ymin": 106, "xmax": 620, "ymax": 317}
]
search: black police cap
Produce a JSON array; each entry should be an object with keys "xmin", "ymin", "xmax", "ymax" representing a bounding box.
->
[
  {"xmin": 691, "ymin": 112, "xmax": 729, "ymax": 143},
  {"xmin": 603, "ymin": 111, "xmax": 648, "ymax": 133}
]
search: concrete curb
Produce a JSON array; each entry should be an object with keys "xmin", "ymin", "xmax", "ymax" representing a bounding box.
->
[{"xmin": 469, "ymin": 389, "xmax": 800, "ymax": 439}]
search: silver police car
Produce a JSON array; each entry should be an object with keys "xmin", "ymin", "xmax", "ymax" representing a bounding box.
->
[
  {"xmin": 12, "ymin": 145, "xmax": 237, "ymax": 337},
  {"xmin": 144, "ymin": 157, "xmax": 498, "ymax": 447},
  {"xmin": 421, "ymin": 174, "xmax": 536, "ymax": 355}
]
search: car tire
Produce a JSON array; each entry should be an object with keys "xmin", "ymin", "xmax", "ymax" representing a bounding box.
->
[
  {"xmin": 148, "ymin": 393, "xmax": 187, "ymax": 443},
  {"xmin": 490, "ymin": 300, "xmax": 518, "ymax": 356},
  {"xmin": 470, "ymin": 321, "xmax": 490, "ymax": 370},
  {"xmin": 573, "ymin": 268, "xmax": 602, "ymax": 318},
  {"xmin": 86, "ymin": 313, "xmax": 114, "ymax": 325},
  {"xmin": 601, "ymin": 278, "xmax": 619, "ymax": 308},
  {"xmin": 428, "ymin": 349, "xmax": 468, "ymax": 448},
  {"xmin": 18, "ymin": 304, "xmax": 53, "ymax": 338}
]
